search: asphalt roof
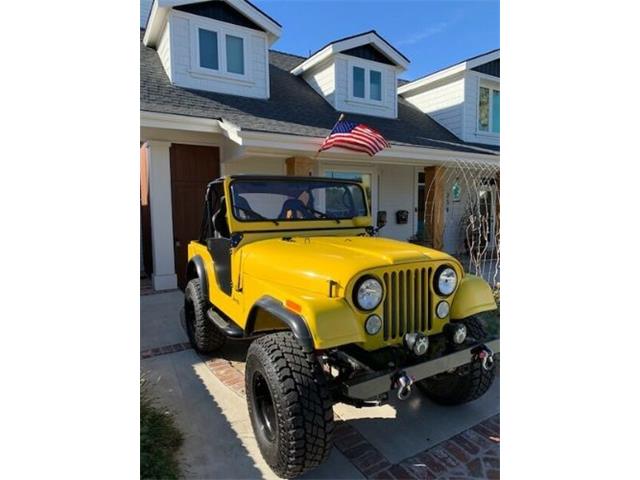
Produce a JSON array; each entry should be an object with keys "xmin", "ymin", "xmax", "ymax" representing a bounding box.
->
[{"xmin": 140, "ymin": 31, "xmax": 499, "ymax": 155}]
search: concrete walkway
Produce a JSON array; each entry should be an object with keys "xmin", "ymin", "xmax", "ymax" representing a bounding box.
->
[{"xmin": 141, "ymin": 290, "xmax": 500, "ymax": 479}]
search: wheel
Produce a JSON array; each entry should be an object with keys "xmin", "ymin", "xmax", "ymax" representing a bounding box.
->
[
  {"xmin": 245, "ymin": 332, "xmax": 334, "ymax": 478},
  {"xmin": 417, "ymin": 316, "xmax": 496, "ymax": 405},
  {"xmin": 184, "ymin": 279, "xmax": 226, "ymax": 353}
]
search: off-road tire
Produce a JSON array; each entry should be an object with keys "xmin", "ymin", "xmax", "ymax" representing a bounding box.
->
[
  {"xmin": 418, "ymin": 316, "xmax": 496, "ymax": 405},
  {"xmin": 245, "ymin": 332, "xmax": 334, "ymax": 478},
  {"xmin": 184, "ymin": 279, "xmax": 226, "ymax": 353}
]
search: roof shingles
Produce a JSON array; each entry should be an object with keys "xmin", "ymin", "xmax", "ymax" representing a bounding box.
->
[{"xmin": 140, "ymin": 32, "xmax": 498, "ymax": 155}]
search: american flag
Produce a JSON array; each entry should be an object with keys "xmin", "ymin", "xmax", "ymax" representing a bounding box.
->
[{"xmin": 319, "ymin": 119, "xmax": 390, "ymax": 157}]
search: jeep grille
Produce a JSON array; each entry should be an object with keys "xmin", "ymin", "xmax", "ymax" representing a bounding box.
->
[{"xmin": 382, "ymin": 267, "xmax": 432, "ymax": 340}]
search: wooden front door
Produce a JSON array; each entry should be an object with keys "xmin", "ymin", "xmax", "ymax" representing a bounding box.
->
[{"xmin": 170, "ymin": 144, "xmax": 220, "ymax": 289}]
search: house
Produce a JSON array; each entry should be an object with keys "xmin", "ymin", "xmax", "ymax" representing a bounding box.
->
[
  {"xmin": 140, "ymin": 0, "xmax": 500, "ymax": 291},
  {"xmin": 398, "ymin": 49, "xmax": 500, "ymax": 147}
]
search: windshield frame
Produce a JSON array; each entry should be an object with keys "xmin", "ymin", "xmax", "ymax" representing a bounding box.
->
[{"xmin": 228, "ymin": 177, "xmax": 370, "ymax": 224}]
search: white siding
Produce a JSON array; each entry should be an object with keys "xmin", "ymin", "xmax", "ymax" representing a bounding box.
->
[
  {"xmin": 461, "ymin": 72, "xmax": 500, "ymax": 146},
  {"xmin": 302, "ymin": 61, "xmax": 336, "ymax": 108},
  {"xmin": 334, "ymin": 55, "xmax": 398, "ymax": 119},
  {"xmin": 169, "ymin": 11, "xmax": 270, "ymax": 99},
  {"xmin": 377, "ymin": 164, "xmax": 415, "ymax": 241},
  {"xmin": 401, "ymin": 73, "xmax": 465, "ymax": 137},
  {"xmin": 157, "ymin": 21, "xmax": 172, "ymax": 82},
  {"xmin": 301, "ymin": 53, "xmax": 399, "ymax": 119}
]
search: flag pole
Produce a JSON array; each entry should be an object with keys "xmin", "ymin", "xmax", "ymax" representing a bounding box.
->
[{"xmin": 313, "ymin": 113, "xmax": 345, "ymax": 161}]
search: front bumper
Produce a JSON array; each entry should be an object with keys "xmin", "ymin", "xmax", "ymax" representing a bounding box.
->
[{"xmin": 341, "ymin": 339, "xmax": 500, "ymax": 401}]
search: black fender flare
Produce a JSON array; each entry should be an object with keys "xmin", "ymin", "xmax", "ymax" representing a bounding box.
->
[
  {"xmin": 187, "ymin": 255, "xmax": 209, "ymax": 303},
  {"xmin": 246, "ymin": 296, "xmax": 314, "ymax": 352}
]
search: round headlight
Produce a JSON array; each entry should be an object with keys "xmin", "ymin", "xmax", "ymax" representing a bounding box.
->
[
  {"xmin": 353, "ymin": 276, "xmax": 383, "ymax": 311},
  {"xmin": 365, "ymin": 314, "xmax": 382, "ymax": 335},
  {"xmin": 436, "ymin": 301, "xmax": 450, "ymax": 318},
  {"xmin": 435, "ymin": 266, "xmax": 457, "ymax": 296}
]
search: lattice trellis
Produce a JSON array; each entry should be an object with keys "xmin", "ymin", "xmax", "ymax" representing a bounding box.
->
[{"xmin": 423, "ymin": 159, "xmax": 500, "ymax": 289}]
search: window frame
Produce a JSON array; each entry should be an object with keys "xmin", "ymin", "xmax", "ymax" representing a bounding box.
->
[
  {"xmin": 477, "ymin": 83, "xmax": 500, "ymax": 136},
  {"xmin": 346, "ymin": 58, "xmax": 385, "ymax": 105},
  {"xmin": 322, "ymin": 165, "xmax": 378, "ymax": 218},
  {"xmin": 189, "ymin": 16, "xmax": 250, "ymax": 81}
]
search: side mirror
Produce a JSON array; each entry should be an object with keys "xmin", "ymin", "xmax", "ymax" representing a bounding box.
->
[{"xmin": 377, "ymin": 211, "xmax": 387, "ymax": 229}]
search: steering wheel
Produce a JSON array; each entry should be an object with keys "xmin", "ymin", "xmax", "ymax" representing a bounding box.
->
[{"xmin": 278, "ymin": 199, "xmax": 313, "ymax": 220}]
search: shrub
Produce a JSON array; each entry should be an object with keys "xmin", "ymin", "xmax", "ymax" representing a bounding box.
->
[{"xmin": 141, "ymin": 376, "xmax": 184, "ymax": 479}]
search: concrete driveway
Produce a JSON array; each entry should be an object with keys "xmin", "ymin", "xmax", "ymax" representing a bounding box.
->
[{"xmin": 141, "ymin": 290, "xmax": 499, "ymax": 479}]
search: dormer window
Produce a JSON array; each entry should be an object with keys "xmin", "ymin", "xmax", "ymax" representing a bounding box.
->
[
  {"xmin": 198, "ymin": 29, "xmax": 219, "ymax": 70},
  {"xmin": 478, "ymin": 85, "xmax": 500, "ymax": 134},
  {"xmin": 225, "ymin": 34, "xmax": 245, "ymax": 74},
  {"xmin": 350, "ymin": 62, "xmax": 383, "ymax": 103},
  {"xmin": 143, "ymin": 0, "xmax": 282, "ymax": 100},
  {"xmin": 193, "ymin": 21, "xmax": 247, "ymax": 78},
  {"xmin": 291, "ymin": 31, "xmax": 409, "ymax": 119}
]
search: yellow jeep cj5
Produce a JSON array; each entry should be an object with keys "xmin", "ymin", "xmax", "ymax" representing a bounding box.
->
[{"xmin": 185, "ymin": 175, "xmax": 499, "ymax": 478}]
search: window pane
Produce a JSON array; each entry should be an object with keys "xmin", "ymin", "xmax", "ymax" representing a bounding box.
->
[
  {"xmin": 327, "ymin": 171, "xmax": 372, "ymax": 214},
  {"xmin": 491, "ymin": 90, "xmax": 500, "ymax": 133},
  {"xmin": 370, "ymin": 70, "xmax": 382, "ymax": 100},
  {"xmin": 198, "ymin": 28, "xmax": 218, "ymax": 70},
  {"xmin": 226, "ymin": 35, "xmax": 244, "ymax": 74},
  {"xmin": 478, "ymin": 87, "xmax": 489, "ymax": 131},
  {"xmin": 353, "ymin": 67, "xmax": 365, "ymax": 98}
]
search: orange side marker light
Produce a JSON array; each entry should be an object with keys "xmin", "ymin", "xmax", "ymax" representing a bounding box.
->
[{"xmin": 285, "ymin": 300, "xmax": 302, "ymax": 313}]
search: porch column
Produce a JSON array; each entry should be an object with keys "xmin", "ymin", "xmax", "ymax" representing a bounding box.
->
[
  {"xmin": 285, "ymin": 156, "xmax": 318, "ymax": 176},
  {"xmin": 146, "ymin": 141, "xmax": 178, "ymax": 291},
  {"xmin": 424, "ymin": 166, "xmax": 445, "ymax": 251}
]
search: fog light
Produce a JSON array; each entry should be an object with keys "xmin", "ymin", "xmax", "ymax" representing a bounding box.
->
[
  {"xmin": 436, "ymin": 301, "xmax": 450, "ymax": 318},
  {"xmin": 365, "ymin": 314, "xmax": 382, "ymax": 335},
  {"xmin": 404, "ymin": 332, "xmax": 429, "ymax": 356},
  {"xmin": 452, "ymin": 324, "xmax": 467, "ymax": 344}
]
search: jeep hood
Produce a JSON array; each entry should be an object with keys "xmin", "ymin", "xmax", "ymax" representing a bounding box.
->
[{"xmin": 240, "ymin": 236, "xmax": 457, "ymax": 297}]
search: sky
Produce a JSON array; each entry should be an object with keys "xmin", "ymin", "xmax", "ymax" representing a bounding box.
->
[{"xmin": 252, "ymin": 0, "xmax": 499, "ymax": 80}]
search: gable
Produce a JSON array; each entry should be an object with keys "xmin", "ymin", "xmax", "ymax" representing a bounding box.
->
[
  {"xmin": 472, "ymin": 59, "xmax": 500, "ymax": 77},
  {"xmin": 174, "ymin": 0, "xmax": 264, "ymax": 31},
  {"xmin": 342, "ymin": 44, "xmax": 395, "ymax": 66}
]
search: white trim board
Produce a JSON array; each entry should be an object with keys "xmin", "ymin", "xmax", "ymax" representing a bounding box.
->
[
  {"xmin": 144, "ymin": 0, "xmax": 282, "ymax": 47},
  {"xmin": 140, "ymin": 111, "xmax": 500, "ymax": 166},
  {"xmin": 291, "ymin": 31, "xmax": 409, "ymax": 76},
  {"xmin": 398, "ymin": 50, "xmax": 499, "ymax": 96}
]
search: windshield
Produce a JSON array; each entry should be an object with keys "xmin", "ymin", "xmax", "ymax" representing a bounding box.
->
[{"xmin": 229, "ymin": 179, "xmax": 368, "ymax": 222}]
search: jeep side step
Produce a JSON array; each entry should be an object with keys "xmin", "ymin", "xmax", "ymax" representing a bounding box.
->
[{"xmin": 207, "ymin": 309, "xmax": 244, "ymax": 338}]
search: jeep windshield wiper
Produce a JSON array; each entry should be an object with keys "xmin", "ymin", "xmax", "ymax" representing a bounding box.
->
[
  {"xmin": 303, "ymin": 205, "xmax": 341, "ymax": 223},
  {"xmin": 235, "ymin": 206, "xmax": 279, "ymax": 225}
]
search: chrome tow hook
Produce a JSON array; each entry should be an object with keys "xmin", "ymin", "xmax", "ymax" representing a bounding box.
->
[
  {"xmin": 474, "ymin": 346, "xmax": 495, "ymax": 371},
  {"xmin": 395, "ymin": 372, "xmax": 414, "ymax": 400}
]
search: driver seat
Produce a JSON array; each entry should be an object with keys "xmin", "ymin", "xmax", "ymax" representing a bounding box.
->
[{"xmin": 278, "ymin": 198, "xmax": 312, "ymax": 220}]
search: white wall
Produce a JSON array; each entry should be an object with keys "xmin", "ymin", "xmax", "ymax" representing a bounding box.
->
[
  {"xmin": 157, "ymin": 21, "xmax": 172, "ymax": 82},
  {"xmin": 402, "ymin": 73, "xmax": 465, "ymax": 137},
  {"xmin": 377, "ymin": 164, "xmax": 415, "ymax": 241},
  {"xmin": 334, "ymin": 55, "xmax": 398, "ymax": 119},
  {"xmin": 168, "ymin": 10, "xmax": 270, "ymax": 99},
  {"xmin": 301, "ymin": 53, "xmax": 399, "ymax": 119},
  {"xmin": 302, "ymin": 60, "xmax": 336, "ymax": 108},
  {"xmin": 462, "ymin": 72, "xmax": 500, "ymax": 146}
]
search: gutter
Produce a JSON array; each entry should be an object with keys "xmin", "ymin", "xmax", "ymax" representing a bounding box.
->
[{"xmin": 140, "ymin": 110, "xmax": 499, "ymax": 166}]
